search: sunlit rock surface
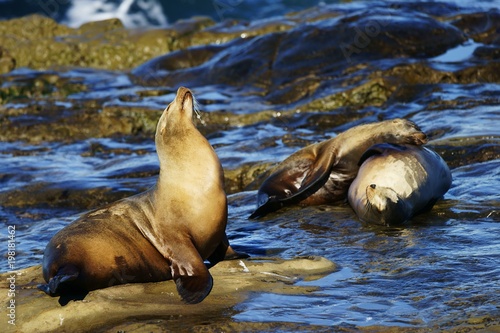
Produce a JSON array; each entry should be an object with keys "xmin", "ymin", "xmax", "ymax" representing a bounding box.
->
[{"xmin": 1, "ymin": 257, "xmax": 337, "ymax": 332}]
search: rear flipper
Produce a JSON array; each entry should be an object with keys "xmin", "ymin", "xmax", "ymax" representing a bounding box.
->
[
  {"xmin": 37, "ymin": 264, "xmax": 80, "ymax": 296},
  {"xmin": 206, "ymin": 234, "xmax": 249, "ymax": 267},
  {"xmin": 224, "ymin": 245, "xmax": 249, "ymax": 260}
]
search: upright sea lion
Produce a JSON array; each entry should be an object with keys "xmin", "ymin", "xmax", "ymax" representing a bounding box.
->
[
  {"xmin": 250, "ymin": 119, "xmax": 427, "ymax": 218},
  {"xmin": 39, "ymin": 87, "xmax": 239, "ymax": 304},
  {"xmin": 348, "ymin": 143, "xmax": 452, "ymax": 225}
]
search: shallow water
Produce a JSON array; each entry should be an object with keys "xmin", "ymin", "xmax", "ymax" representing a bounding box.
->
[{"xmin": 1, "ymin": 0, "xmax": 500, "ymax": 330}]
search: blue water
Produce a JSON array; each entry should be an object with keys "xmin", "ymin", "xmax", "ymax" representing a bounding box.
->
[{"xmin": 0, "ymin": 0, "xmax": 339, "ymax": 27}]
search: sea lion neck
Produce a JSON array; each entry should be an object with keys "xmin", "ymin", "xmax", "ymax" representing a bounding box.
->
[{"xmin": 154, "ymin": 88, "xmax": 223, "ymax": 196}]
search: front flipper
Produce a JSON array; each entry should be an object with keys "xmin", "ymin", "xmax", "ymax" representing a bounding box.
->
[
  {"xmin": 250, "ymin": 143, "xmax": 337, "ymax": 218},
  {"xmin": 169, "ymin": 242, "xmax": 213, "ymax": 304},
  {"xmin": 175, "ymin": 273, "xmax": 213, "ymax": 305}
]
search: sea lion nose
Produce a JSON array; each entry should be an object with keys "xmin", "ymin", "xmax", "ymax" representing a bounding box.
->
[{"xmin": 370, "ymin": 184, "xmax": 376, "ymax": 189}]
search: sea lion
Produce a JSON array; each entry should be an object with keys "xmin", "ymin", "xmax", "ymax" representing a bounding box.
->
[
  {"xmin": 39, "ymin": 87, "xmax": 240, "ymax": 304},
  {"xmin": 348, "ymin": 143, "xmax": 452, "ymax": 225},
  {"xmin": 250, "ymin": 119, "xmax": 427, "ymax": 218}
]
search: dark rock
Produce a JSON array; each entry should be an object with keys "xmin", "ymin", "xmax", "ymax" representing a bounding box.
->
[{"xmin": 452, "ymin": 9, "xmax": 500, "ymax": 44}]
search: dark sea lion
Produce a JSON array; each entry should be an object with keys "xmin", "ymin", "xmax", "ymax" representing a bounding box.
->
[
  {"xmin": 348, "ymin": 143, "xmax": 452, "ymax": 225},
  {"xmin": 39, "ymin": 87, "xmax": 239, "ymax": 304},
  {"xmin": 250, "ymin": 119, "xmax": 427, "ymax": 218}
]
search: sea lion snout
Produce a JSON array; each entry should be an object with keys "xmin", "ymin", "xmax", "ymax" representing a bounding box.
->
[{"xmin": 175, "ymin": 86, "xmax": 193, "ymax": 110}]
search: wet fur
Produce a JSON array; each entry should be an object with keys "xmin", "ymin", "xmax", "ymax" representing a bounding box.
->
[
  {"xmin": 348, "ymin": 143, "xmax": 452, "ymax": 225},
  {"xmin": 250, "ymin": 119, "xmax": 427, "ymax": 218}
]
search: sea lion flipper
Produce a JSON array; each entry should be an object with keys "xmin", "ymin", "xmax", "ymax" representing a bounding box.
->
[
  {"xmin": 175, "ymin": 271, "xmax": 213, "ymax": 305},
  {"xmin": 37, "ymin": 264, "xmax": 80, "ymax": 296},
  {"xmin": 207, "ymin": 234, "xmax": 249, "ymax": 267},
  {"xmin": 170, "ymin": 244, "xmax": 213, "ymax": 304},
  {"xmin": 263, "ymin": 144, "xmax": 337, "ymax": 210},
  {"xmin": 224, "ymin": 245, "xmax": 250, "ymax": 260},
  {"xmin": 294, "ymin": 145, "xmax": 338, "ymax": 199},
  {"xmin": 249, "ymin": 167, "xmax": 311, "ymax": 219},
  {"xmin": 250, "ymin": 145, "xmax": 337, "ymax": 219}
]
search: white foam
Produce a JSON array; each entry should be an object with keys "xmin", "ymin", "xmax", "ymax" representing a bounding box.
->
[{"xmin": 62, "ymin": 0, "xmax": 168, "ymax": 28}]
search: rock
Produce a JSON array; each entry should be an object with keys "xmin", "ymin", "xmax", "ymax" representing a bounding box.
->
[
  {"xmin": 451, "ymin": 9, "xmax": 500, "ymax": 45},
  {"xmin": 0, "ymin": 47, "xmax": 15, "ymax": 74},
  {"xmin": 132, "ymin": 7, "xmax": 466, "ymax": 109},
  {"xmin": 0, "ymin": 257, "xmax": 337, "ymax": 333},
  {"xmin": 0, "ymin": 15, "xmax": 215, "ymax": 71}
]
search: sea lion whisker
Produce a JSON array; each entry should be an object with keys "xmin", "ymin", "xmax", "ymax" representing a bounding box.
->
[{"xmin": 192, "ymin": 95, "xmax": 202, "ymax": 121}]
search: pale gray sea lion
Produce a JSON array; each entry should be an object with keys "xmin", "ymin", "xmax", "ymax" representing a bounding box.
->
[
  {"xmin": 39, "ymin": 87, "xmax": 241, "ymax": 304},
  {"xmin": 348, "ymin": 143, "xmax": 452, "ymax": 225},
  {"xmin": 250, "ymin": 119, "xmax": 428, "ymax": 218}
]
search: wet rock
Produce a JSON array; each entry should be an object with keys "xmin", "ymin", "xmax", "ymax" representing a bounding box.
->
[
  {"xmin": 192, "ymin": 16, "xmax": 296, "ymax": 46},
  {"xmin": 273, "ymin": 8, "xmax": 465, "ymax": 82},
  {"xmin": 133, "ymin": 7, "xmax": 466, "ymax": 111},
  {"xmin": 386, "ymin": 1, "xmax": 463, "ymax": 17},
  {"xmin": 0, "ymin": 102, "xmax": 161, "ymax": 143},
  {"xmin": 0, "ymin": 15, "xmax": 215, "ymax": 71},
  {"xmin": 0, "ymin": 47, "xmax": 15, "ymax": 74},
  {"xmin": 304, "ymin": 78, "xmax": 395, "ymax": 111},
  {"xmin": 132, "ymin": 32, "xmax": 284, "ymax": 90},
  {"xmin": 451, "ymin": 9, "xmax": 500, "ymax": 45},
  {"xmin": 473, "ymin": 45, "xmax": 500, "ymax": 60},
  {"xmin": 432, "ymin": 138, "xmax": 500, "ymax": 169},
  {"xmin": 0, "ymin": 181, "xmax": 140, "ymax": 211},
  {"xmin": 0, "ymin": 257, "xmax": 337, "ymax": 333},
  {"xmin": 224, "ymin": 161, "xmax": 275, "ymax": 194}
]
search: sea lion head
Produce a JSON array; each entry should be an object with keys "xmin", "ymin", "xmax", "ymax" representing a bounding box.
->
[
  {"xmin": 154, "ymin": 87, "xmax": 203, "ymax": 163},
  {"xmin": 155, "ymin": 86, "xmax": 199, "ymax": 144},
  {"xmin": 364, "ymin": 184, "xmax": 409, "ymax": 225}
]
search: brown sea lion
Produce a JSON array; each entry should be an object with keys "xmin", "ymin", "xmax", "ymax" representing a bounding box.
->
[
  {"xmin": 348, "ymin": 143, "xmax": 452, "ymax": 225},
  {"xmin": 39, "ymin": 87, "xmax": 240, "ymax": 304},
  {"xmin": 250, "ymin": 119, "xmax": 427, "ymax": 218}
]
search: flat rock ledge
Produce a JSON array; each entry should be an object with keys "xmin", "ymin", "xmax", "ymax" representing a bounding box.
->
[{"xmin": 1, "ymin": 256, "xmax": 337, "ymax": 332}]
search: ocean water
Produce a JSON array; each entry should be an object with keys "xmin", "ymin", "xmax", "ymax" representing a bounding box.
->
[{"xmin": 0, "ymin": 0, "xmax": 339, "ymax": 27}]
